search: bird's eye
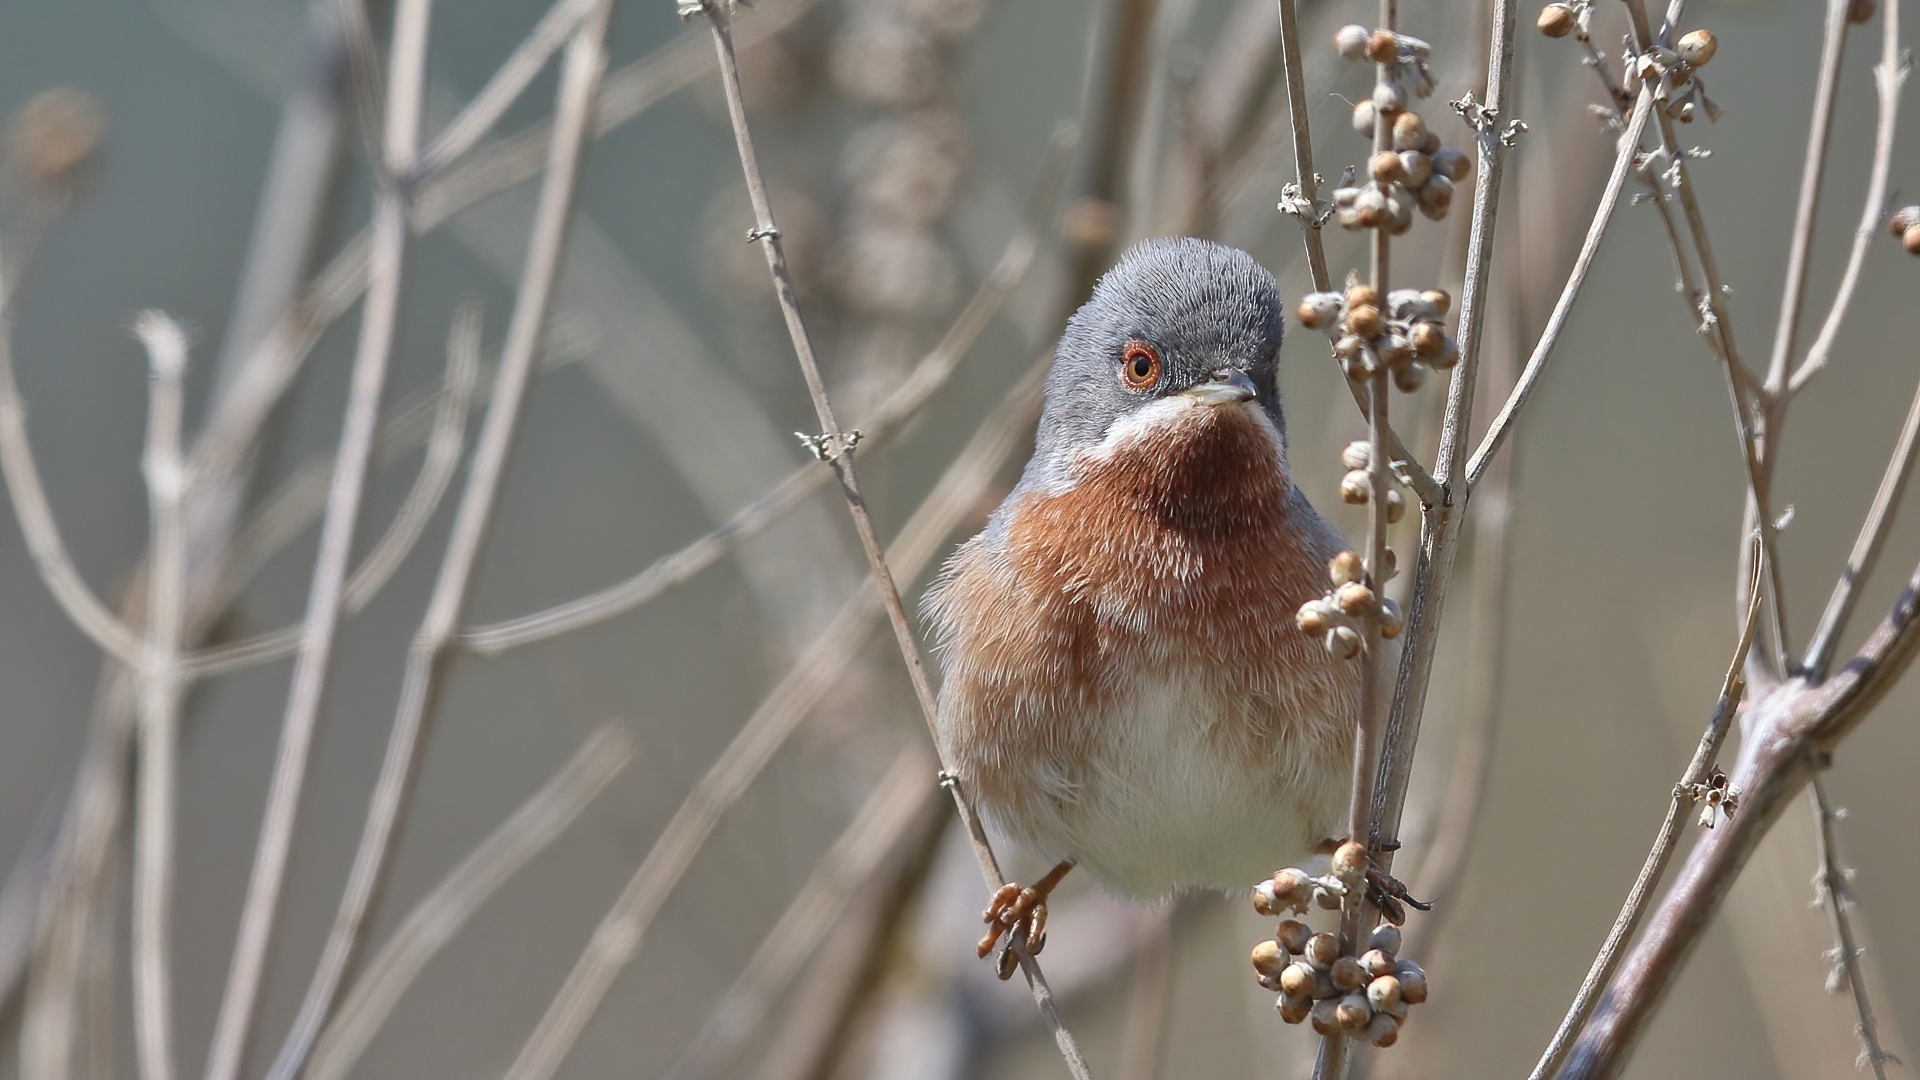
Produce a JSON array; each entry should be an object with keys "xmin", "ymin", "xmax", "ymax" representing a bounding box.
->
[{"xmin": 1120, "ymin": 342, "xmax": 1161, "ymax": 390}]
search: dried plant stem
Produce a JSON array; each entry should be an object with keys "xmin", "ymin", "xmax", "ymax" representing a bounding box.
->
[
  {"xmin": 415, "ymin": 0, "xmax": 596, "ymax": 178},
  {"xmin": 499, "ymin": 356, "xmax": 1048, "ymax": 1080},
  {"xmin": 1809, "ymin": 777, "xmax": 1896, "ymax": 1080},
  {"xmin": 1528, "ymin": 567, "xmax": 1763, "ymax": 1080},
  {"xmin": 1115, "ymin": 908, "xmax": 1175, "ymax": 1080},
  {"xmin": 132, "ymin": 314, "xmax": 190, "ymax": 1080},
  {"xmin": 263, "ymin": 10, "xmax": 614, "ymax": 1078},
  {"xmin": 203, "ymin": 4, "xmax": 434, "ymax": 1074},
  {"xmin": 691, "ymin": 6, "xmax": 1093, "ymax": 1076},
  {"xmin": 302, "ymin": 726, "xmax": 634, "ymax": 1080},
  {"xmin": 1786, "ymin": 0, "xmax": 1907, "ymax": 397},
  {"xmin": 1274, "ymin": 0, "xmax": 1329, "ymax": 289}
]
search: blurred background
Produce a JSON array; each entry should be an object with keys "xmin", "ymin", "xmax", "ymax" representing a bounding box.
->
[{"xmin": 0, "ymin": 0, "xmax": 1915, "ymax": 1077}]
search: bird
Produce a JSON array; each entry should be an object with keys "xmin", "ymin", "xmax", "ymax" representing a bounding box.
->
[{"xmin": 923, "ymin": 236, "xmax": 1364, "ymax": 973}]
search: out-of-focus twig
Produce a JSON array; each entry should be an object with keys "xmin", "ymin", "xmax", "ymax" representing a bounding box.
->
[
  {"xmin": 131, "ymin": 312, "xmax": 189, "ymax": 1080},
  {"xmin": 263, "ymin": 8, "xmax": 615, "ymax": 1078},
  {"xmin": 302, "ymin": 726, "xmax": 633, "ymax": 1080},
  {"xmin": 1809, "ymin": 776, "xmax": 1898, "ymax": 1080},
  {"xmin": 1115, "ymin": 907, "xmax": 1174, "ymax": 1080},
  {"xmin": 415, "ymin": 0, "xmax": 598, "ymax": 179}
]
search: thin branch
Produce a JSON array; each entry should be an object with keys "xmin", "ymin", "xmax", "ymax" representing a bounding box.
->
[
  {"xmin": 131, "ymin": 312, "xmax": 190, "ymax": 1080},
  {"xmin": 1275, "ymin": 0, "xmax": 1330, "ymax": 289},
  {"xmin": 1115, "ymin": 908, "xmax": 1175, "ymax": 1080},
  {"xmin": 263, "ymin": 9, "xmax": 614, "ymax": 1078},
  {"xmin": 203, "ymin": 2, "xmax": 435, "ymax": 1073},
  {"xmin": 1803, "ymin": 371, "xmax": 1920, "ymax": 678},
  {"xmin": 1528, "ymin": 560, "xmax": 1763, "ymax": 1080},
  {"xmin": 1809, "ymin": 776, "xmax": 1898, "ymax": 1080},
  {"xmin": 664, "ymin": 747, "xmax": 940, "ymax": 1080},
  {"xmin": 302, "ymin": 726, "xmax": 633, "ymax": 1080},
  {"xmin": 688, "ymin": 6, "xmax": 1094, "ymax": 1076},
  {"xmin": 459, "ymin": 126, "xmax": 1074, "ymax": 655},
  {"xmin": 414, "ymin": 0, "xmax": 597, "ymax": 179},
  {"xmin": 498, "ymin": 355, "xmax": 1049, "ymax": 1080},
  {"xmin": 1788, "ymin": 6, "xmax": 1909, "ymax": 395}
]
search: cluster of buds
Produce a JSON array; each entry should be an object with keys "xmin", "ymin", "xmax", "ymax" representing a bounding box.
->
[
  {"xmin": 1249, "ymin": 843, "xmax": 1429, "ymax": 1047},
  {"xmin": 1297, "ymin": 282, "xmax": 1459, "ymax": 392},
  {"xmin": 1331, "ymin": 25, "xmax": 1471, "ymax": 229},
  {"xmin": 1889, "ymin": 206, "xmax": 1920, "ymax": 256},
  {"xmin": 1297, "ymin": 549, "xmax": 1404, "ymax": 660},
  {"xmin": 1631, "ymin": 27, "xmax": 1721, "ymax": 123}
]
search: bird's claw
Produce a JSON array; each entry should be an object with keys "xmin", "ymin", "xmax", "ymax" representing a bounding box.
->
[
  {"xmin": 1366, "ymin": 865, "xmax": 1432, "ymax": 926},
  {"xmin": 978, "ymin": 881, "xmax": 1050, "ymax": 977}
]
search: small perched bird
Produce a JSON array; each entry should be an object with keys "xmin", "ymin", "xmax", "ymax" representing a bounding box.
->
[{"xmin": 924, "ymin": 237, "xmax": 1362, "ymax": 969}]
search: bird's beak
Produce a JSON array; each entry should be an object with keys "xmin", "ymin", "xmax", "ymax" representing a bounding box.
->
[{"xmin": 1180, "ymin": 367, "xmax": 1257, "ymax": 406}]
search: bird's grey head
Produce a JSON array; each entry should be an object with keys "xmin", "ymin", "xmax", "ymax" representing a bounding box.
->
[{"xmin": 1032, "ymin": 237, "xmax": 1286, "ymax": 474}]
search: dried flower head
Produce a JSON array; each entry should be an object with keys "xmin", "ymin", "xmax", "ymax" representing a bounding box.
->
[{"xmin": 1537, "ymin": 3, "xmax": 1576, "ymax": 37}]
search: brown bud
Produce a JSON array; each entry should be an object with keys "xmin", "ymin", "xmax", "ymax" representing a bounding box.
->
[
  {"xmin": 1410, "ymin": 320, "xmax": 1447, "ymax": 356},
  {"xmin": 1398, "ymin": 150, "xmax": 1432, "ymax": 188},
  {"xmin": 1421, "ymin": 289, "xmax": 1452, "ymax": 316},
  {"xmin": 1431, "ymin": 333, "xmax": 1461, "ymax": 369},
  {"xmin": 1310, "ymin": 998, "xmax": 1340, "ymax": 1035},
  {"xmin": 1334, "ymin": 24, "xmax": 1372, "ymax": 60},
  {"xmin": 1369, "ymin": 923, "xmax": 1403, "ymax": 957},
  {"xmin": 1305, "ymin": 932, "xmax": 1341, "ymax": 970},
  {"xmin": 1370, "ymin": 151, "xmax": 1406, "ymax": 184},
  {"xmin": 1331, "ymin": 955, "xmax": 1367, "ymax": 991},
  {"xmin": 1296, "ymin": 600, "xmax": 1329, "ymax": 636},
  {"xmin": 8, "ymin": 88, "xmax": 107, "ymax": 188},
  {"xmin": 1336, "ymin": 993, "xmax": 1373, "ymax": 1031},
  {"xmin": 1361, "ymin": 948, "xmax": 1397, "ymax": 979},
  {"xmin": 1380, "ymin": 598, "xmax": 1406, "ymax": 639},
  {"xmin": 1331, "ymin": 840, "xmax": 1369, "ymax": 884},
  {"xmin": 1849, "ymin": 0, "xmax": 1876, "ymax": 23},
  {"xmin": 1276, "ymin": 918, "xmax": 1313, "ymax": 953},
  {"xmin": 1278, "ymin": 994, "xmax": 1313, "ymax": 1024},
  {"xmin": 1904, "ymin": 223, "xmax": 1920, "ymax": 256},
  {"xmin": 1279, "ymin": 961, "xmax": 1316, "ymax": 999},
  {"xmin": 1419, "ymin": 129, "xmax": 1442, "ymax": 156},
  {"xmin": 1393, "ymin": 364, "xmax": 1427, "ymax": 393},
  {"xmin": 1336, "ymin": 582, "xmax": 1377, "ymax": 618},
  {"xmin": 1341, "ymin": 440, "xmax": 1373, "ymax": 471},
  {"xmin": 1366, "ymin": 29, "xmax": 1399, "ymax": 62},
  {"xmin": 1432, "ymin": 146, "xmax": 1473, "ymax": 181},
  {"xmin": 1298, "ymin": 291, "xmax": 1343, "ymax": 329},
  {"xmin": 1392, "ymin": 111, "xmax": 1428, "ymax": 153},
  {"xmin": 1340, "ymin": 469, "xmax": 1372, "ymax": 504},
  {"xmin": 1253, "ymin": 939, "xmax": 1290, "ymax": 978},
  {"xmin": 1345, "ymin": 284, "xmax": 1380, "ymax": 309},
  {"xmin": 1395, "ymin": 959, "xmax": 1428, "ymax": 1004},
  {"xmin": 1352, "ymin": 99, "xmax": 1378, "ymax": 137},
  {"xmin": 1354, "ymin": 187, "xmax": 1387, "ymax": 228},
  {"xmin": 1251, "ymin": 878, "xmax": 1284, "ymax": 916},
  {"xmin": 1378, "ymin": 332, "xmax": 1413, "ymax": 368},
  {"xmin": 1538, "ymin": 3, "xmax": 1576, "ymax": 37},
  {"xmin": 1333, "ymin": 334, "xmax": 1366, "ymax": 361},
  {"xmin": 1373, "ymin": 79, "xmax": 1408, "ymax": 115},
  {"xmin": 1329, "ymin": 550, "xmax": 1365, "ymax": 585},
  {"xmin": 1347, "ymin": 303, "xmax": 1383, "ymax": 339},
  {"xmin": 1366, "ymin": 1011, "xmax": 1402, "ymax": 1047},
  {"xmin": 1315, "ymin": 884, "xmax": 1345, "ymax": 910},
  {"xmin": 1386, "ymin": 488, "xmax": 1407, "ymax": 524},
  {"xmin": 1677, "ymin": 29, "xmax": 1717, "ymax": 66},
  {"xmin": 1367, "ymin": 973, "xmax": 1403, "ymax": 1010},
  {"xmin": 1887, "ymin": 206, "xmax": 1920, "ymax": 237}
]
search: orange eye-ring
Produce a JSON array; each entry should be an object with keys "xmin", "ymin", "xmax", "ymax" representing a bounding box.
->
[{"xmin": 1121, "ymin": 342, "xmax": 1161, "ymax": 390}]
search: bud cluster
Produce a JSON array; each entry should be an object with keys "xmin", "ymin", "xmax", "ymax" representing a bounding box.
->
[
  {"xmin": 1631, "ymin": 27, "xmax": 1720, "ymax": 123},
  {"xmin": 1889, "ymin": 206, "xmax": 1920, "ymax": 256},
  {"xmin": 1297, "ymin": 282, "xmax": 1459, "ymax": 393},
  {"xmin": 1249, "ymin": 844, "xmax": 1428, "ymax": 1047},
  {"xmin": 1297, "ymin": 549, "xmax": 1404, "ymax": 661},
  {"xmin": 1333, "ymin": 26, "xmax": 1471, "ymax": 230}
]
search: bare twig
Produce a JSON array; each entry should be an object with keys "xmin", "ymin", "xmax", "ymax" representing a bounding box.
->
[
  {"xmin": 1115, "ymin": 908, "xmax": 1175, "ymax": 1080},
  {"xmin": 1787, "ymin": 2, "xmax": 1908, "ymax": 396},
  {"xmin": 415, "ymin": 0, "xmax": 597, "ymax": 179},
  {"xmin": 689, "ymin": 6, "xmax": 1093, "ymax": 1075},
  {"xmin": 1528, "ymin": 560, "xmax": 1764, "ymax": 1080},
  {"xmin": 263, "ymin": 9, "xmax": 615, "ymax": 1078},
  {"xmin": 498, "ymin": 355, "xmax": 1049, "ymax": 1080},
  {"xmin": 665, "ymin": 747, "xmax": 941, "ymax": 1080},
  {"xmin": 1809, "ymin": 776, "xmax": 1898, "ymax": 1080},
  {"xmin": 131, "ymin": 312, "xmax": 190, "ymax": 1080},
  {"xmin": 203, "ymin": 3, "xmax": 436, "ymax": 1072},
  {"xmin": 1274, "ymin": 0, "xmax": 1330, "ymax": 289},
  {"xmin": 302, "ymin": 726, "xmax": 633, "ymax": 1080}
]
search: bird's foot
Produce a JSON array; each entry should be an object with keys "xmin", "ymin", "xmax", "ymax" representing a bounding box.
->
[
  {"xmin": 977, "ymin": 860, "xmax": 1074, "ymax": 980},
  {"xmin": 1365, "ymin": 865, "xmax": 1432, "ymax": 926}
]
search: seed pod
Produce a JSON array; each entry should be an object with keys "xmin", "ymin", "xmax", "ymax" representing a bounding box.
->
[
  {"xmin": 1278, "ymin": 994, "xmax": 1313, "ymax": 1024},
  {"xmin": 1253, "ymin": 939, "xmax": 1290, "ymax": 979},
  {"xmin": 1352, "ymin": 99, "xmax": 1378, "ymax": 137},
  {"xmin": 1252, "ymin": 877, "xmax": 1285, "ymax": 916},
  {"xmin": 1421, "ymin": 288, "xmax": 1452, "ymax": 316},
  {"xmin": 1380, "ymin": 598, "xmax": 1406, "ymax": 639},
  {"xmin": 1310, "ymin": 998, "xmax": 1340, "ymax": 1036},
  {"xmin": 1344, "ymin": 283, "xmax": 1380, "ymax": 309},
  {"xmin": 1850, "ymin": 0, "xmax": 1876, "ymax": 23},
  {"xmin": 1354, "ymin": 187, "xmax": 1387, "ymax": 229},
  {"xmin": 1275, "ymin": 918, "xmax": 1314, "ymax": 954},
  {"xmin": 1336, "ymin": 583, "xmax": 1376, "ymax": 619},
  {"xmin": 1398, "ymin": 150, "xmax": 1432, "ymax": 188},
  {"xmin": 1392, "ymin": 111, "xmax": 1428, "ymax": 152},
  {"xmin": 1385, "ymin": 190, "xmax": 1414, "ymax": 236},
  {"xmin": 1370, "ymin": 151, "xmax": 1405, "ymax": 184},
  {"xmin": 1296, "ymin": 601, "xmax": 1329, "ymax": 635},
  {"xmin": 1367, "ymin": 29, "xmax": 1398, "ymax": 62},
  {"xmin": 1337, "ymin": 994, "xmax": 1373, "ymax": 1031},
  {"xmin": 1419, "ymin": 129, "xmax": 1442, "ymax": 155},
  {"xmin": 1367, "ymin": 973, "xmax": 1402, "ymax": 1009},
  {"xmin": 1333, "ymin": 186, "xmax": 1361, "ymax": 208},
  {"xmin": 1369, "ymin": 923, "xmax": 1403, "ymax": 957},
  {"xmin": 1331, "ymin": 840, "xmax": 1369, "ymax": 885},
  {"xmin": 1366, "ymin": 1011, "xmax": 1402, "ymax": 1047},
  {"xmin": 1538, "ymin": 3, "xmax": 1576, "ymax": 37},
  {"xmin": 1377, "ymin": 334, "xmax": 1411, "ymax": 369},
  {"xmin": 1330, "ymin": 550, "xmax": 1365, "ymax": 585},
  {"xmin": 1341, "ymin": 440, "xmax": 1373, "ymax": 471},
  {"xmin": 1385, "ymin": 488, "xmax": 1407, "ymax": 524},
  {"xmin": 1329, "ymin": 625, "xmax": 1361, "ymax": 660},
  {"xmin": 1670, "ymin": 100, "xmax": 1696, "ymax": 123},
  {"xmin": 1334, "ymin": 24, "xmax": 1372, "ymax": 59},
  {"xmin": 1409, "ymin": 320, "xmax": 1446, "ymax": 357},
  {"xmin": 1361, "ymin": 948, "xmax": 1397, "ymax": 979},
  {"xmin": 1347, "ymin": 303, "xmax": 1383, "ymax": 339},
  {"xmin": 1331, "ymin": 955, "xmax": 1367, "ymax": 991},
  {"xmin": 1904, "ymin": 223, "xmax": 1920, "ymax": 256},
  {"xmin": 1395, "ymin": 959, "xmax": 1428, "ymax": 1004},
  {"xmin": 1314, "ymin": 884, "xmax": 1345, "ymax": 910},
  {"xmin": 1677, "ymin": 29, "xmax": 1716, "ymax": 66},
  {"xmin": 1373, "ymin": 79, "xmax": 1408, "ymax": 115},
  {"xmin": 1340, "ymin": 469, "xmax": 1372, "ymax": 504},
  {"xmin": 1393, "ymin": 364, "xmax": 1427, "ymax": 393},
  {"xmin": 1279, "ymin": 961, "xmax": 1317, "ymax": 999},
  {"xmin": 1431, "ymin": 146, "xmax": 1472, "ymax": 182},
  {"xmin": 1336, "ymin": 205, "xmax": 1363, "ymax": 230},
  {"xmin": 1887, "ymin": 206, "xmax": 1920, "ymax": 237},
  {"xmin": 1376, "ymin": 991, "xmax": 1409, "ymax": 1021},
  {"xmin": 1417, "ymin": 174, "xmax": 1454, "ymax": 220},
  {"xmin": 1431, "ymin": 333, "xmax": 1461, "ymax": 369},
  {"xmin": 1273, "ymin": 867, "xmax": 1312, "ymax": 908},
  {"xmin": 1306, "ymin": 932, "xmax": 1341, "ymax": 970},
  {"xmin": 1380, "ymin": 547, "xmax": 1398, "ymax": 579},
  {"xmin": 1297, "ymin": 292, "xmax": 1343, "ymax": 329}
]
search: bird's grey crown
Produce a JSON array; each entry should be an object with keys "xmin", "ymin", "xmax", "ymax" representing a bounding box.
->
[{"xmin": 1029, "ymin": 237, "xmax": 1287, "ymax": 479}]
